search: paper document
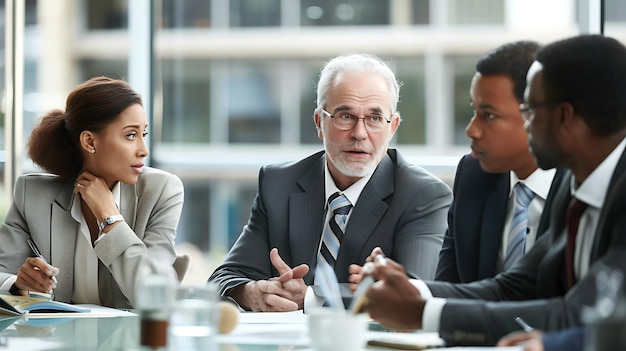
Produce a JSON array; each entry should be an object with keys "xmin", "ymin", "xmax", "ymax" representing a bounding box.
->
[
  {"xmin": 424, "ymin": 348, "xmax": 523, "ymax": 351},
  {"xmin": 367, "ymin": 331, "xmax": 445, "ymax": 349},
  {"xmin": 238, "ymin": 310, "xmax": 307, "ymax": 324},
  {"xmin": 21, "ymin": 304, "xmax": 135, "ymax": 319},
  {"xmin": 217, "ymin": 323, "xmax": 308, "ymax": 345}
]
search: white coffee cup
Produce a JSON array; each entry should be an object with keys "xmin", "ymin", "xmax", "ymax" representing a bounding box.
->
[{"xmin": 308, "ymin": 307, "xmax": 368, "ymax": 351}]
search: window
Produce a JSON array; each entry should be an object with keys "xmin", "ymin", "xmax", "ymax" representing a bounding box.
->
[
  {"xmin": 161, "ymin": 0, "xmax": 211, "ymax": 28},
  {"xmin": 227, "ymin": 62, "xmax": 282, "ymax": 143},
  {"xmin": 86, "ymin": 0, "xmax": 128, "ymax": 30},
  {"xmin": 605, "ymin": 0, "xmax": 626, "ymax": 22},
  {"xmin": 447, "ymin": 0, "xmax": 504, "ymax": 25},
  {"xmin": 412, "ymin": 0, "xmax": 430, "ymax": 25},
  {"xmin": 449, "ymin": 56, "xmax": 480, "ymax": 145},
  {"xmin": 301, "ymin": 0, "xmax": 390, "ymax": 26},
  {"xmin": 395, "ymin": 57, "xmax": 427, "ymax": 145},
  {"xmin": 161, "ymin": 60, "xmax": 212, "ymax": 143},
  {"xmin": 300, "ymin": 60, "xmax": 326, "ymax": 145},
  {"xmin": 230, "ymin": 0, "xmax": 281, "ymax": 27}
]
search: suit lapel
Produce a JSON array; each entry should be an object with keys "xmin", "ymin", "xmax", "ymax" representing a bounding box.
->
[
  {"xmin": 476, "ymin": 173, "xmax": 509, "ymax": 279},
  {"xmin": 592, "ymin": 146, "xmax": 626, "ymax": 259},
  {"xmin": 50, "ymin": 179, "xmax": 78, "ymax": 303},
  {"xmin": 291, "ymin": 155, "xmax": 326, "ymax": 284},
  {"xmin": 119, "ymin": 182, "xmax": 137, "ymax": 229},
  {"xmin": 537, "ymin": 168, "xmax": 567, "ymax": 236},
  {"xmin": 334, "ymin": 154, "xmax": 393, "ymax": 278},
  {"xmin": 97, "ymin": 182, "xmax": 137, "ymax": 305},
  {"xmin": 538, "ymin": 171, "xmax": 572, "ymax": 295}
]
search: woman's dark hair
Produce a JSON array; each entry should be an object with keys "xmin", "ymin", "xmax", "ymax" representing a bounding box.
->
[{"xmin": 27, "ymin": 76, "xmax": 142, "ymax": 179}]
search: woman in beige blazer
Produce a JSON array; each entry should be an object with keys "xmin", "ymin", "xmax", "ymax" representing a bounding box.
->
[{"xmin": 0, "ymin": 77, "xmax": 184, "ymax": 308}]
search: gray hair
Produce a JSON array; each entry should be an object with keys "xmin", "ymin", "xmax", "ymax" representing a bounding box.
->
[{"xmin": 316, "ymin": 53, "xmax": 400, "ymax": 115}]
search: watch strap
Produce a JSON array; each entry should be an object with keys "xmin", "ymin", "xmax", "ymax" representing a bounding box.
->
[
  {"xmin": 98, "ymin": 214, "xmax": 125, "ymax": 233},
  {"xmin": 9, "ymin": 283, "xmax": 22, "ymax": 296}
]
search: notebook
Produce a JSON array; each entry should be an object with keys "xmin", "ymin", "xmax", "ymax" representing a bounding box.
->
[{"xmin": 0, "ymin": 293, "xmax": 90, "ymax": 317}]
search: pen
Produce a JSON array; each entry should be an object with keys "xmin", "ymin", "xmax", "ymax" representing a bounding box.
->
[
  {"xmin": 515, "ymin": 316, "xmax": 534, "ymax": 332},
  {"xmin": 374, "ymin": 254, "xmax": 387, "ymax": 267},
  {"xmin": 27, "ymin": 238, "xmax": 58, "ymax": 284},
  {"xmin": 349, "ymin": 275, "xmax": 374, "ymax": 314},
  {"xmin": 349, "ymin": 254, "xmax": 387, "ymax": 313}
]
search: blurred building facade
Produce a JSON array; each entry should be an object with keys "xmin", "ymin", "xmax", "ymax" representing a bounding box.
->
[{"xmin": 6, "ymin": 0, "xmax": 626, "ymax": 256}]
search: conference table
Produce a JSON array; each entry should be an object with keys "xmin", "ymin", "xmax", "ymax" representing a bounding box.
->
[{"xmin": 0, "ymin": 309, "xmax": 515, "ymax": 351}]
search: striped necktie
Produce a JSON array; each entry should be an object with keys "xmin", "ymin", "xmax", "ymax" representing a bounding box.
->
[
  {"xmin": 504, "ymin": 182, "xmax": 534, "ymax": 271},
  {"xmin": 318, "ymin": 192, "xmax": 352, "ymax": 269}
]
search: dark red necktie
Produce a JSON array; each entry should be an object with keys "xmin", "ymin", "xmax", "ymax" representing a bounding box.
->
[{"xmin": 565, "ymin": 198, "xmax": 588, "ymax": 289}]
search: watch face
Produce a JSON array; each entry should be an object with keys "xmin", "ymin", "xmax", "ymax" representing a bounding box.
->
[{"xmin": 100, "ymin": 215, "xmax": 123, "ymax": 232}]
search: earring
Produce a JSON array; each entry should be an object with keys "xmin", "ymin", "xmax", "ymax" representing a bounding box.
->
[{"xmin": 91, "ymin": 148, "xmax": 96, "ymax": 154}]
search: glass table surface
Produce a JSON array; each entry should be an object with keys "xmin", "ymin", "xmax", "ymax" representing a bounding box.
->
[{"xmin": 0, "ymin": 314, "xmax": 429, "ymax": 351}]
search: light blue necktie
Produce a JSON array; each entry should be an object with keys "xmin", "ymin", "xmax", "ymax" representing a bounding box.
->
[
  {"xmin": 318, "ymin": 192, "xmax": 352, "ymax": 269},
  {"xmin": 504, "ymin": 183, "xmax": 534, "ymax": 271}
]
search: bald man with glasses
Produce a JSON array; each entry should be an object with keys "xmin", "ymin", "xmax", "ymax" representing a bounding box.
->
[{"xmin": 209, "ymin": 53, "xmax": 452, "ymax": 312}]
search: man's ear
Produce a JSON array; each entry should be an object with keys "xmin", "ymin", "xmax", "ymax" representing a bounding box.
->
[
  {"xmin": 557, "ymin": 102, "xmax": 577, "ymax": 134},
  {"xmin": 314, "ymin": 110, "xmax": 323, "ymax": 139},
  {"xmin": 389, "ymin": 112, "xmax": 401, "ymax": 135},
  {"xmin": 79, "ymin": 130, "xmax": 96, "ymax": 154}
]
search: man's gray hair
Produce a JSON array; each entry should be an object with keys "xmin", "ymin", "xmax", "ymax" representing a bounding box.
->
[{"xmin": 316, "ymin": 53, "xmax": 400, "ymax": 115}]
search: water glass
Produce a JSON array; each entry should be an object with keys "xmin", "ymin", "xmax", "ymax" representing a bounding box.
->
[{"xmin": 168, "ymin": 285, "xmax": 219, "ymax": 351}]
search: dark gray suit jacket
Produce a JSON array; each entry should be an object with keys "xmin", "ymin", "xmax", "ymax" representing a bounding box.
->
[
  {"xmin": 426, "ymin": 146, "xmax": 626, "ymax": 345},
  {"xmin": 209, "ymin": 149, "xmax": 452, "ymax": 296},
  {"xmin": 435, "ymin": 154, "xmax": 565, "ymax": 283}
]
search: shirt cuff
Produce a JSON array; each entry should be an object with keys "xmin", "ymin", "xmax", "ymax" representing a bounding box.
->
[
  {"xmin": 408, "ymin": 279, "xmax": 445, "ymax": 332},
  {"xmin": 422, "ymin": 297, "xmax": 446, "ymax": 332},
  {"xmin": 303, "ymin": 285, "xmax": 325, "ymax": 313},
  {"xmin": 409, "ymin": 279, "xmax": 434, "ymax": 299},
  {"xmin": 93, "ymin": 231, "xmax": 107, "ymax": 246},
  {"xmin": 0, "ymin": 275, "xmax": 17, "ymax": 291}
]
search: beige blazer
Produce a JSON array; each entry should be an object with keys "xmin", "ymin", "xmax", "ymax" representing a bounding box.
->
[{"xmin": 0, "ymin": 167, "xmax": 184, "ymax": 308}]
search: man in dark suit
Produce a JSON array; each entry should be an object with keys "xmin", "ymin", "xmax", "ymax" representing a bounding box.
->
[
  {"xmin": 436, "ymin": 41, "xmax": 563, "ymax": 283},
  {"xmin": 361, "ymin": 35, "xmax": 626, "ymax": 345},
  {"xmin": 208, "ymin": 53, "xmax": 452, "ymax": 312}
]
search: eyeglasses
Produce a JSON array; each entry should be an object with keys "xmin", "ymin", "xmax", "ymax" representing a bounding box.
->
[
  {"xmin": 519, "ymin": 101, "xmax": 560, "ymax": 123},
  {"xmin": 320, "ymin": 108, "xmax": 391, "ymax": 132}
]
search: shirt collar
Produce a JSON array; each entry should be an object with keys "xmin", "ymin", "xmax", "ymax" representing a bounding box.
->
[
  {"xmin": 510, "ymin": 167, "xmax": 557, "ymax": 200},
  {"xmin": 71, "ymin": 181, "xmax": 122, "ymax": 221},
  {"xmin": 324, "ymin": 158, "xmax": 375, "ymax": 207},
  {"xmin": 571, "ymin": 136, "xmax": 626, "ymax": 209}
]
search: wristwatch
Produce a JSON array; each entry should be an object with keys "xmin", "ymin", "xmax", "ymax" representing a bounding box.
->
[
  {"xmin": 9, "ymin": 283, "xmax": 21, "ymax": 296},
  {"xmin": 98, "ymin": 215, "xmax": 125, "ymax": 233}
]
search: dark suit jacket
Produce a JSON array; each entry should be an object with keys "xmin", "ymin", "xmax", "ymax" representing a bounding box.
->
[
  {"xmin": 435, "ymin": 155, "xmax": 565, "ymax": 283},
  {"xmin": 209, "ymin": 149, "xmax": 452, "ymax": 297},
  {"xmin": 543, "ymin": 327, "xmax": 585, "ymax": 351},
  {"xmin": 426, "ymin": 146, "xmax": 626, "ymax": 345}
]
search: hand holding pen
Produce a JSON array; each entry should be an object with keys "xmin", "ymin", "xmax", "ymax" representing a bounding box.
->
[
  {"xmin": 27, "ymin": 238, "xmax": 58, "ymax": 284},
  {"xmin": 360, "ymin": 251, "xmax": 426, "ymax": 330},
  {"xmin": 14, "ymin": 238, "xmax": 59, "ymax": 296}
]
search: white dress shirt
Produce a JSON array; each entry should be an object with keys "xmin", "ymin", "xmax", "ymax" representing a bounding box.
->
[{"xmin": 71, "ymin": 182, "xmax": 121, "ymax": 304}]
